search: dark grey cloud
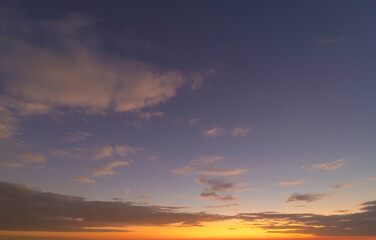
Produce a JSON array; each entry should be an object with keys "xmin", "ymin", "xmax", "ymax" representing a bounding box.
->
[
  {"xmin": 195, "ymin": 178, "xmax": 236, "ymax": 192},
  {"xmin": 286, "ymin": 193, "xmax": 328, "ymax": 203},
  {"xmin": 1, "ymin": 180, "xmax": 376, "ymax": 236},
  {"xmin": 199, "ymin": 192, "xmax": 237, "ymax": 202},
  {"xmin": 0, "ymin": 181, "xmax": 227, "ymax": 232},
  {"xmin": 238, "ymin": 200, "xmax": 376, "ymax": 236},
  {"xmin": 195, "ymin": 178, "xmax": 237, "ymax": 202}
]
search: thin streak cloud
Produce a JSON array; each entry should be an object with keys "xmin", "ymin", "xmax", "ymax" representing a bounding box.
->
[
  {"xmin": 278, "ymin": 180, "xmax": 304, "ymax": 186},
  {"xmin": 302, "ymin": 159, "xmax": 346, "ymax": 171}
]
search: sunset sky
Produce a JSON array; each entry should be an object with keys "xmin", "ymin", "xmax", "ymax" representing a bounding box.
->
[{"xmin": 0, "ymin": 0, "xmax": 376, "ymax": 239}]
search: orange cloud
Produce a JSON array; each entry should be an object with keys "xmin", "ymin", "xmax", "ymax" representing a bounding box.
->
[
  {"xmin": 302, "ymin": 159, "xmax": 346, "ymax": 171},
  {"xmin": 278, "ymin": 180, "xmax": 304, "ymax": 186}
]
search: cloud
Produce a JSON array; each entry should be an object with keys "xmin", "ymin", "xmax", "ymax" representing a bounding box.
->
[
  {"xmin": 48, "ymin": 149, "xmax": 71, "ymax": 158},
  {"xmin": 331, "ymin": 182, "xmax": 352, "ymax": 190},
  {"xmin": 173, "ymin": 163, "xmax": 198, "ymax": 175},
  {"xmin": 238, "ymin": 200, "xmax": 376, "ymax": 236},
  {"xmin": 138, "ymin": 195, "xmax": 151, "ymax": 200},
  {"xmin": 175, "ymin": 156, "xmax": 247, "ymax": 203},
  {"xmin": 198, "ymin": 192, "xmax": 237, "ymax": 202},
  {"xmin": 232, "ymin": 126, "xmax": 253, "ymax": 137},
  {"xmin": 1, "ymin": 180, "xmax": 376, "ymax": 236},
  {"xmin": 72, "ymin": 176, "xmax": 95, "ymax": 183},
  {"xmin": 236, "ymin": 188, "xmax": 254, "ymax": 192},
  {"xmin": 13, "ymin": 151, "xmax": 46, "ymax": 164},
  {"xmin": 204, "ymin": 127, "xmax": 227, "ymax": 138},
  {"xmin": 93, "ymin": 161, "xmax": 130, "ymax": 176},
  {"xmin": 367, "ymin": 176, "xmax": 376, "ymax": 180},
  {"xmin": 0, "ymin": 141, "xmax": 46, "ymax": 167},
  {"xmin": 173, "ymin": 155, "xmax": 223, "ymax": 175},
  {"xmin": 114, "ymin": 145, "xmax": 136, "ymax": 157},
  {"xmin": 204, "ymin": 204, "xmax": 240, "ymax": 208},
  {"xmin": 195, "ymin": 178, "xmax": 238, "ymax": 202},
  {"xmin": 92, "ymin": 145, "xmax": 113, "ymax": 160},
  {"xmin": 204, "ymin": 125, "xmax": 252, "ymax": 138},
  {"xmin": 138, "ymin": 111, "xmax": 163, "ymax": 121},
  {"xmin": 188, "ymin": 118, "xmax": 199, "ymax": 125},
  {"xmin": 0, "ymin": 181, "xmax": 227, "ymax": 232},
  {"xmin": 316, "ymin": 36, "xmax": 346, "ymax": 46},
  {"xmin": 64, "ymin": 132, "xmax": 92, "ymax": 142},
  {"xmin": 302, "ymin": 159, "xmax": 346, "ymax": 171},
  {"xmin": 0, "ymin": 12, "xmax": 205, "ymax": 138},
  {"xmin": 278, "ymin": 180, "xmax": 304, "ymax": 186},
  {"xmin": 286, "ymin": 193, "xmax": 328, "ymax": 203},
  {"xmin": 173, "ymin": 156, "xmax": 248, "ymax": 178},
  {"xmin": 190, "ymin": 69, "xmax": 214, "ymax": 90},
  {"xmin": 0, "ymin": 160, "xmax": 23, "ymax": 167},
  {"xmin": 197, "ymin": 167, "xmax": 249, "ymax": 176},
  {"xmin": 0, "ymin": 104, "xmax": 18, "ymax": 139},
  {"xmin": 196, "ymin": 156, "xmax": 224, "ymax": 164},
  {"xmin": 195, "ymin": 178, "xmax": 236, "ymax": 192}
]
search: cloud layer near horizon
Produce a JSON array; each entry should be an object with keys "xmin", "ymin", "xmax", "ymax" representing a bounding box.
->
[
  {"xmin": 0, "ymin": 181, "xmax": 226, "ymax": 232},
  {"xmin": 0, "ymin": 180, "xmax": 376, "ymax": 236}
]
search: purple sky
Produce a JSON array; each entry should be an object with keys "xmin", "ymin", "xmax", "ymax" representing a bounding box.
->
[{"xmin": 0, "ymin": 0, "xmax": 375, "ymax": 238}]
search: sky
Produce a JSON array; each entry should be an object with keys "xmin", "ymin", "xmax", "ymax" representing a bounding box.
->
[{"xmin": 0, "ymin": 0, "xmax": 376, "ymax": 239}]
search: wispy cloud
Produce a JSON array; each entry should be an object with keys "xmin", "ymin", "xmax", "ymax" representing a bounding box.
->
[
  {"xmin": 92, "ymin": 145, "xmax": 113, "ymax": 160},
  {"xmin": 197, "ymin": 168, "xmax": 249, "ymax": 176},
  {"xmin": 72, "ymin": 176, "xmax": 95, "ymax": 183},
  {"xmin": 302, "ymin": 159, "xmax": 346, "ymax": 171},
  {"xmin": 278, "ymin": 180, "xmax": 304, "ymax": 186},
  {"xmin": 93, "ymin": 161, "xmax": 130, "ymax": 176},
  {"xmin": 115, "ymin": 145, "xmax": 137, "ymax": 157},
  {"xmin": 188, "ymin": 118, "xmax": 199, "ymax": 126},
  {"xmin": 138, "ymin": 195, "xmax": 151, "ymax": 200},
  {"xmin": 199, "ymin": 192, "xmax": 237, "ymax": 202},
  {"xmin": 204, "ymin": 203, "xmax": 240, "ymax": 208},
  {"xmin": 204, "ymin": 128, "xmax": 226, "ymax": 138},
  {"xmin": 286, "ymin": 193, "xmax": 328, "ymax": 203},
  {"xmin": 236, "ymin": 188, "xmax": 254, "ymax": 192},
  {"xmin": 316, "ymin": 36, "xmax": 345, "ymax": 46},
  {"xmin": 190, "ymin": 69, "xmax": 214, "ymax": 90},
  {"xmin": 331, "ymin": 182, "xmax": 352, "ymax": 190},
  {"xmin": 232, "ymin": 126, "xmax": 253, "ymax": 137},
  {"xmin": 138, "ymin": 111, "xmax": 163, "ymax": 121},
  {"xmin": 64, "ymin": 131, "xmax": 92, "ymax": 142},
  {"xmin": 173, "ymin": 155, "xmax": 223, "ymax": 175},
  {"xmin": 204, "ymin": 125, "xmax": 252, "ymax": 138},
  {"xmin": 0, "ymin": 12, "xmax": 207, "ymax": 138},
  {"xmin": 88, "ymin": 144, "xmax": 137, "ymax": 160},
  {"xmin": 367, "ymin": 176, "xmax": 376, "ymax": 180},
  {"xmin": 48, "ymin": 149, "xmax": 72, "ymax": 158},
  {"xmin": 173, "ymin": 156, "xmax": 247, "ymax": 177},
  {"xmin": 0, "ymin": 159, "xmax": 23, "ymax": 167},
  {"xmin": 0, "ymin": 104, "xmax": 18, "ymax": 139},
  {"xmin": 0, "ymin": 141, "xmax": 46, "ymax": 167}
]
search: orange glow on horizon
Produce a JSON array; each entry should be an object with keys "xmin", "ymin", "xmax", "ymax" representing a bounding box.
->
[{"xmin": 1, "ymin": 220, "xmax": 375, "ymax": 240}]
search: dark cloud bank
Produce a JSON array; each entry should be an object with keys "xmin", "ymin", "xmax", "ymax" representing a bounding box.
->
[{"xmin": 0, "ymin": 181, "xmax": 376, "ymax": 236}]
